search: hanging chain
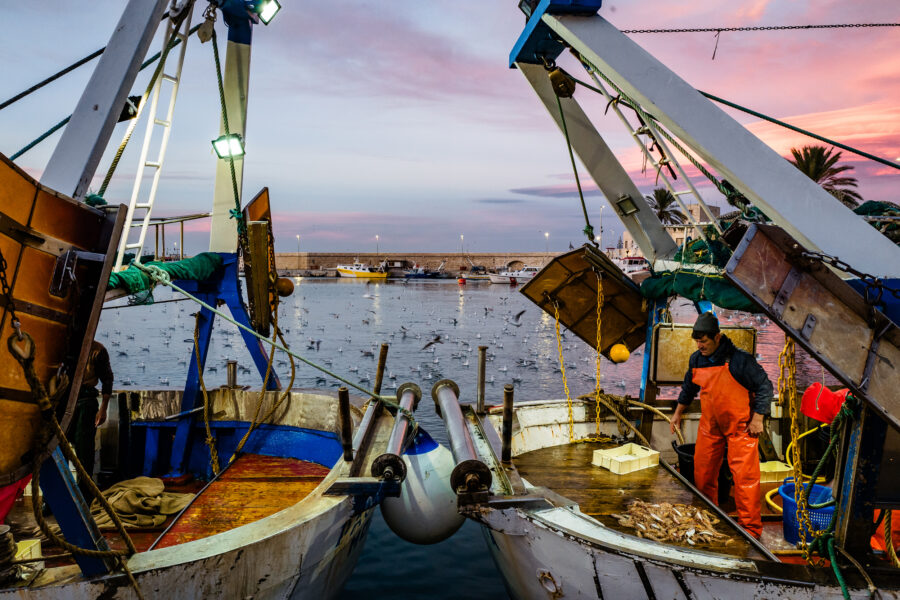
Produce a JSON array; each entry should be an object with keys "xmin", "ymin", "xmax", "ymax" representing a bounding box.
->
[
  {"xmin": 593, "ymin": 273, "xmax": 604, "ymax": 437},
  {"xmin": 0, "ymin": 248, "xmax": 23, "ymax": 340},
  {"xmin": 552, "ymin": 302, "xmax": 576, "ymax": 442},
  {"xmin": 801, "ymin": 250, "xmax": 900, "ymax": 302}
]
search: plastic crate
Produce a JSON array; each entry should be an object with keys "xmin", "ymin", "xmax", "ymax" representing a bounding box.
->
[
  {"xmin": 592, "ymin": 443, "xmax": 659, "ymax": 475},
  {"xmin": 779, "ymin": 479, "xmax": 834, "ymax": 546},
  {"xmin": 760, "ymin": 461, "xmax": 792, "ymax": 484}
]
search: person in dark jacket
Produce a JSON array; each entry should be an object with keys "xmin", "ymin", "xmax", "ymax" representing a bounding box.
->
[
  {"xmin": 70, "ymin": 341, "xmax": 114, "ymax": 498},
  {"xmin": 670, "ymin": 312, "xmax": 772, "ymax": 538}
]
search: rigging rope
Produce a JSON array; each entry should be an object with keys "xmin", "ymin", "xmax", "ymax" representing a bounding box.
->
[
  {"xmin": 8, "ymin": 22, "xmax": 203, "ymax": 162},
  {"xmin": 210, "ymin": 29, "xmax": 246, "ymax": 237},
  {"xmin": 97, "ymin": 5, "xmax": 194, "ymax": 197},
  {"xmin": 621, "ymin": 23, "xmax": 900, "ymax": 34},
  {"xmin": 131, "ymin": 262, "xmax": 414, "ymax": 421}
]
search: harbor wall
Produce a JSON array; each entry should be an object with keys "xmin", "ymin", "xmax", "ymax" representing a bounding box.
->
[{"xmin": 274, "ymin": 252, "xmax": 555, "ymax": 273}]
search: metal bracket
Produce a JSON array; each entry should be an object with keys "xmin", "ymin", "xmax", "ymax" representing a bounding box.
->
[
  {"xmin": 772, "ymin": 267, "xmax": 802, "ymax": 317},
  {"xmin": 800, "ymin": 314, "xmax": 817, "ymax": 341},
  {"xmin": 49, "ymin": 249, "xmax": 106, "ymax": 298}
]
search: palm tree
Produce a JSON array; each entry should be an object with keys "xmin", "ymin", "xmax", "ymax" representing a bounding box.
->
[
  {"xmin": 644, "ymin": 187, "xmax": 686, "ymax": 225},
  {"xmin": 788, "ymin": 145, "xmax": 863, "ymax": 208}
]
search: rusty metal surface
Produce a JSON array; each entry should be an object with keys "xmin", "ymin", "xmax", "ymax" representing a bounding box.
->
[
  {"xmin": 725, "ymin": 224, "xmax": 900, "ymax": 431},
  {"xmin": 520, "ymin": 244, "xmax": 647, "ymax": 359}
]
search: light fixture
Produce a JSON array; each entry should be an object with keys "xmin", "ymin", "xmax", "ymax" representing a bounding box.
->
[
  {"xmin": 212, "ymin": 133, "xmax": 245, "ymax": 159},
  {"xmin": 615, "ymin": 194, "xmax": 639, "ymax": 216},
  {"xmin": 257, "ymin": 0, "xmax": 281, "ymax": 25}
]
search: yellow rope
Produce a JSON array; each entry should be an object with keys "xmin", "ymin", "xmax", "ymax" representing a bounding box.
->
[{"xmin": 193, "ymin": 318, "xmax": 220, "ymax": 475}]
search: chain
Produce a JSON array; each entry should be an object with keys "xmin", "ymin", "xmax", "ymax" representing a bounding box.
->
[
  {"xmin": 593, "ymin": 274, "xmax": 604, "ymax": 437},
  {"xmin": 621, "ymin": 23, "xmax": 900, "ymax": 34},
  {"xmin": 0, "ymin": 248, "xmax": 23, "ymax": 340},
  {"xmin": 552, "ymin": 302, "xmax": 576, "ymax": 442},
  {"xmin": 801, "ymin": 250, "xmax": 900, "ymax": 302}
]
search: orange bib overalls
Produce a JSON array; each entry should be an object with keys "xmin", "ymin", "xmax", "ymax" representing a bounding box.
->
[{"xmin": 692, "ymin": 361, "xmax": 762, "ymax": 538}]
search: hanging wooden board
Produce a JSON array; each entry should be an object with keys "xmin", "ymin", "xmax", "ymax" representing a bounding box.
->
[
  {"xmin": 520, "ymin": 244, "xmax": 647, "ymax": 359},
  {"xmin": 725, "ymin": 224, "xmax": 900, "ymax": 431},
  {"xmin": 650, "ymin": 324, "xmax": 757, "ymax": 385},
  {"xmin": 242, "ymin": 188, "xmax": 277, "ymax": 337}
]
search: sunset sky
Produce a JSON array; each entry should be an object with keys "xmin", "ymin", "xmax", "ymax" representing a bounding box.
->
[{"xmin": 2, "ymin": 1, "xmax": 897, "ymax": 254}]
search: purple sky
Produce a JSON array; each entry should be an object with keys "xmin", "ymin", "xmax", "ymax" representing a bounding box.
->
[{"xmin": 2, "ymin": 1, "xmax": 897, "ymax": 254}]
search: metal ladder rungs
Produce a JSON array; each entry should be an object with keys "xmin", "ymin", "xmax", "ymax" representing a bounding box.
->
[
  {"xmin": 154, "ymin": 119, "xmax": 171, "ymax": 127},
  {"xmin": 161, "ymin": 74, "xmax": 178, "ymax": 84},
  {"xmin": 673, "ymin": 190, "xmax": 693, "ymax": 196},
  {"xmin": 124, "ymin": 242, "xmax": 144, "ymax": 250},
  {"xmin": 134, "ymin": 203, "xmax": 153, "ymax": 210},
  {"xmin": 144, "ymin": 161, "xmax": 161, "ymax": 169}
]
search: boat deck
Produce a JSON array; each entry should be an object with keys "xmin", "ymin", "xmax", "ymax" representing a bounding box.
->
[
  {"xmin": 515, "ymin": 441, "xmax": 765, "ymax": 559},
  {"xmin": 152, "ymin": 454, "xmax": 330, "ymax": 549}
]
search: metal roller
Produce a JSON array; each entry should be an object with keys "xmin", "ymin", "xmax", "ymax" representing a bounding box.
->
[
  {"xmin": 371, "ymin": 382, "xmax": 422, "ymax": 482},
  {"xmin": 431, "ymin": 379, "xmax": 492, "ymax": 494}
]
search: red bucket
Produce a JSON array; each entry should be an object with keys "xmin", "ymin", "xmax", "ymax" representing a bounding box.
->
[{"xmin": 800, "ymin": 383, "xmax": 848, "ymax": 425}]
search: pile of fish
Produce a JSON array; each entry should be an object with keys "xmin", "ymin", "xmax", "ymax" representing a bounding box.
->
[{"xmin": 610, "ymin": 500, "xmax": 733, "ymax": 546}]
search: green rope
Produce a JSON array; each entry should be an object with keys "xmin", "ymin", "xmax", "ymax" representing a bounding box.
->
[
  {"xmin": 8, "ymin": 23, "xmax": 202, "ymax": 163},
  {"xmin": 97, "ymin": 7, "xmax": 193, "ymax": 197},
  {"xmin": 553, "ymin": 92, "xmax": 595, "ymax": 242},
  {"xmin": 131, "ymin": 262, "xmax": 413, "ymax": 421},
  {"xmin": 210, "ymin": 30, "xmax": 246, "ymax": 237},
  {"xmin": 699, "ymin": 91, "xmax": 900, "ymax": 171}
]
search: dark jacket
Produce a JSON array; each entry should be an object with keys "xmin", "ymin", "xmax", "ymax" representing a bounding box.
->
[{"xmin": 677, "ymin": 335, "xmax": 772, "ymax": 416}]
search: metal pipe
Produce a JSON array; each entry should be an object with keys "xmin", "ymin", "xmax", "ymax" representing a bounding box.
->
[
  {"xmin": 502, "ymin": 384, "xmax": 514, "ymax": 464},
  {"xmin": 373, "ymin": 343, "xmax": 389, "ymax": 395},
  {"xmin": 226, "ymin": 360, "xmax": 237, "ymax": 388},
  {"xmin": 338, "ymin": 387, "xmax": 353, "ymax": 462},
  {"xmin": 371, "ymin": 383, "xmax": 421, "ymax": 482},
  {"xmin": 432, "ymin": 379, "xmax": 492, "ymax": 492},
  {"xmin": 476, "ymin": 345, "xmax": 488, "ymax": 414}
]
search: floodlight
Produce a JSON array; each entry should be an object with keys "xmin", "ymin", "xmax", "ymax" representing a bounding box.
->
[
  {"xmin": 212, "ymin": 133, "xmax": 245, "ymax": 159},
  {"xmin": 258, "ymin": 0, "xmax": 281, "ymax": 25},
  {"xmin": 615, "ymin": 194, "xmax": 639, "ymax": 216}
]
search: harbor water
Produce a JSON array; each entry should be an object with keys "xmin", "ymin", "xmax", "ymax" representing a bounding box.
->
[{"xmin": 99, "ymin": 277, "xmax": 835, "ymax": 599}]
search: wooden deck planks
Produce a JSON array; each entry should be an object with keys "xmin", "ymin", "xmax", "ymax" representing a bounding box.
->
[
  {"xmin": 153, "ymin": 454, "xmax": 330, "ymax": 549},
  {"xmin": 515, "ymin": 442, "xmax": 760, "ymax": 558}
]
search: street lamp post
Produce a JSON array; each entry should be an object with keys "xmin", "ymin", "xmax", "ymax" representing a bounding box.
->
[
  {"xmin": 544, "ymin": 231, "xmax": 549, "ymax": 255},
  {"xmin": 174, "ymin": 241, "xmax": 178, "ymax": 260},
  {"xmin": 460, "ymin": 234, "xmax": 464, "ymax": 255},
  {"xmin": 375, "ymin": 234, "xmax": 380, "ymax": 257},
  {"xmin": 296, "ymin": 234, "xmax": 301, "ymax": 272}
]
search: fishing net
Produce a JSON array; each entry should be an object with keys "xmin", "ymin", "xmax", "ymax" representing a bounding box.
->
[{"xmin": 108, "ymin": 252, "xmax": 224, "ymax": 294}]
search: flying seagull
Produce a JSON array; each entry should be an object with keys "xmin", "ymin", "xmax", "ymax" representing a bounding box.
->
[
  {"xmin": 422, "ymin": 335, "xmax": 443, "ymax": 351},
  {"xmin": 509, "ymin": 310, "xmax": 526, "ymax": 327}
]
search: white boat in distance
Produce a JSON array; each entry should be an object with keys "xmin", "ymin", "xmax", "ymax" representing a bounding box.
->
[
  {"xmin": 489, "ymin": 266, "xmax": 541, "ymax": 284},
  {"xmin": 614, "ymin": 255, "xmax": 650, "ymax": 275},
  {"xmin": 336, "ymin": 262, "xmax": 388, "ymax": 278}
]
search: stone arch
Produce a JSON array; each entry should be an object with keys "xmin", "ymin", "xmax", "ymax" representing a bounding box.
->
[{"xmin": 506, "ymin": 260, "xmax": 525, "ymax": 270}]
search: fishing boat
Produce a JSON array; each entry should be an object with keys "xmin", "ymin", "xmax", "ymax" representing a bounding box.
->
[
  {"xmin": 403, "ymin": 263, "xmax": 442, "ymax": 279},
  {"xmin": 431, "ymin": 2, "xmax": 900, "ymax": 598},
  {"xmin": 488, "ymin": 266, "xmax": 541, "ymax": 285},
  {"xmin": 614, "ymin": 255, "xmax": 650, "ymax": 278},
  {"xmin": 336, "ymin": 262, "xmax": 389, "ymax": 279},
  {"xmin": 0, "ymin": 2, "xmax": 459, "ymax": 597}
]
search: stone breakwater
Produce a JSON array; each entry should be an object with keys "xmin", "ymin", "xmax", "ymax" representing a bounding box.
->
[{"xmin": 275, "ymin": 252, "xmax": 555, "ymax": 274}]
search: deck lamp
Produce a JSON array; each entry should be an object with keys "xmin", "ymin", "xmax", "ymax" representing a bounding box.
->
[
  {"xmin": 212, "ymin": 133, "xmax": 245, "ymax": 159},
  {"xmin": 257, "ymin": 0, "xmax": 281, "ymax": 25},
  {"xmin": 615, "ymin": 194, "xmax": 639, "ymax": 217}
]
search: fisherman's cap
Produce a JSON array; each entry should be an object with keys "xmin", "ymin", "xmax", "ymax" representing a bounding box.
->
[{"xmin": 691, "ymin": 312, "xmax": 720, "ymax": 339}]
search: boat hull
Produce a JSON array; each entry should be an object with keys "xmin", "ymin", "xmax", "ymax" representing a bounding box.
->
[
  {"xmin": 478, "ymin": 506, "xmax": 893, "ymax": 600},
  {"xmin": 336, "ymin": 268, "xmax": 387, "ymax": 279}
]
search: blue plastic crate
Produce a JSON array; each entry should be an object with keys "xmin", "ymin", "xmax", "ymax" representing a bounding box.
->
[{"xmin": 778, "ymin": 479, "xmax": 835, "ymax": 546}]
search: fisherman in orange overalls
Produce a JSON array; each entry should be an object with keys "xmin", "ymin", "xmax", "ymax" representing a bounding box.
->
[{"xmin": 670, "ymin": 312, "xmax": 773, "ymax": 539}]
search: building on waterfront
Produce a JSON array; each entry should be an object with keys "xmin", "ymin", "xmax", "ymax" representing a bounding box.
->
[{"xmin": 615, "ymin": 203, "xmax": 722, "ymax": 258}]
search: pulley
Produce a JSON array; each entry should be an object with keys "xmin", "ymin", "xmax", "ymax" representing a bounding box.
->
[{"xmin": 548, "ymin": 67, "xmax": 576, "ymax": 98}]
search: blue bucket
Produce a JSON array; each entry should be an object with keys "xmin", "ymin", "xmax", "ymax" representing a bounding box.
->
[{"xmin": 778, "ymin": 479, "xmax": 835, "ymax": 546}]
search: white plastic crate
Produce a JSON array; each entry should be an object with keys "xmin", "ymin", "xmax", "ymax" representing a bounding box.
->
[{"xmin": 592, "ymin": 443, "xmax": 659, "ymax": 475}]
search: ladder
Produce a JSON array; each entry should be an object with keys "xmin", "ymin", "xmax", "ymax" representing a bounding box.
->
[
  {"xmin": 579, "ymin": 61, "xmax": 723, "ymax": 243},
  {"xmin": 114, "ymin": 5, "xmax": 193, "ymax": 271}
]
